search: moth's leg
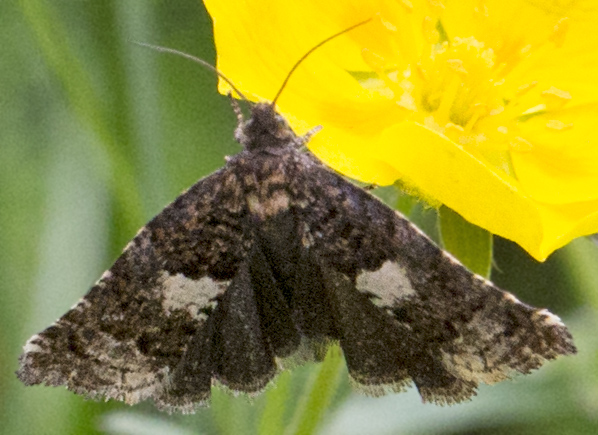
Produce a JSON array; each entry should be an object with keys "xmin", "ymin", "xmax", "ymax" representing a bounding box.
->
[{"xmin": 295, "ymin": 125, "xmax": 322, "ymax": 149}]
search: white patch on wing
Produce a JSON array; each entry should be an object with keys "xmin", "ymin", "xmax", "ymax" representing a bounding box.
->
[
  {"xmin": 23, "ymin": 334, "xmax": 43, "ymax": 354},
  {"xmin": 159, "ymin": 272, "xmax": 228, "ymax": 318},
  {"xmin": 534, "ymin": 308, "xmax": 566, "ymax": 327},
  {"xmin": 503, "ymin": 291, "xmax": 521, "ymax": 304},
  {"xmin": 356, "ymin": 260, "xmax": 415, "ymax": 307}
]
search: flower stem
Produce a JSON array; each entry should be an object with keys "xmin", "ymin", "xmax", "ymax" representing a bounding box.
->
[{"xmin": 286, "ymin": 345, "xmax": 345, "ymax": 435}]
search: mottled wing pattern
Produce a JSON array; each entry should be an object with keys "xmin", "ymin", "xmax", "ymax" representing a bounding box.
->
[
  {"xmin": 17, "ymin": 166, "xmax": 257, "ymax": 412},
  {"xmin": 287, "ymin": 156, "xmax": 576, "ymax": 404},
  {"xmin": 18, "ymin": 101, "xmax": 576, "ymax": 412}
]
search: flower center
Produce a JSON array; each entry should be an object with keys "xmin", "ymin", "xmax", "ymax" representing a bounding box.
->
[
  {"xmin": 359, "ymin": 13, "xmax": 572, "ymax": 175},
  {"xmin": 417, "ymin": 36, "xmax": 501, "ymax": 132}
]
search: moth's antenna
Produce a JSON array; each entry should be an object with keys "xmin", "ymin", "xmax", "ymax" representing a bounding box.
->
[
  {"xmin": 271, "ymin": 18, "xmax": 372, "ymax": 107},
  {"xmin": 133, "ymin": 41, "xmax": 249, "ymax": 102}
]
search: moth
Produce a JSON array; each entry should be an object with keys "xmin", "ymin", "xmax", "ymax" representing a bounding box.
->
[{"xmin": 18, "ymin": 25, "xmax": 576, "ymax": 414}]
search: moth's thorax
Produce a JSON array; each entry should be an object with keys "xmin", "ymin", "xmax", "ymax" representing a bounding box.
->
[
  {"xmin": 235, "ymin": 102, "xmax": 302, "ymax": 152},
  {"xmin": 221, "ymin": 143, "xmax": 312, "ymax": 226}
]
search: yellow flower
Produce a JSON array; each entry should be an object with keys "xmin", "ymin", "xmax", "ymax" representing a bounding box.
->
[{"xmin": 204, "ymin": 0, "xmax": 598, "ymax": 261}]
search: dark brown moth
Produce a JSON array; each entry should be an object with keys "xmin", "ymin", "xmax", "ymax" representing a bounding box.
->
[{"xmin": 17, "ymin": 23, "xmax": 576, "ymax": 414}]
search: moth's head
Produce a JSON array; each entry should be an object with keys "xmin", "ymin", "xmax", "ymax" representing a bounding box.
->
[{"xmin": 235, "ymin": 102, "xmax": 297, "ymax": 151}]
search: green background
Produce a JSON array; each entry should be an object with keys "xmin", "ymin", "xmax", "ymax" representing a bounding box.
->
[{"xmin": 2, "ymin": 1, "xmax": 598, "ymax": 434}]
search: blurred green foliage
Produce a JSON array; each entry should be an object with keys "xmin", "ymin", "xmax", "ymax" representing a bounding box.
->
[{"xmin": 2, "ymin": 1, "xmax": 598, "ymax": 434}]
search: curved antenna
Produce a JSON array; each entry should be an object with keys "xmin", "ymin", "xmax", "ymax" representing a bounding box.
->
[
  {"xmin": 271, "ymin": 18, "xmax": 372, "ymax": 106},
  {"xmin": 133, "ymin": 41, "xmax": 249, "ymax": 101}
]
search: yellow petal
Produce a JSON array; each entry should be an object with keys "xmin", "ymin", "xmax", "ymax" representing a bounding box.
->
[
  {"xmin": 513, "ymin": 105, "xmax": 598, "ymax": 204},
  {"xmin": 536, "ymin": 199, "xmax": 598, "ymax": 260},
  {"xmin": 442, "ymin": 0, "xmax": 567, "ymax": 50},
  {"xmin": 204, "ymin": 0, "xmax": 375, "ymax": 100},
  {"xmin": 321, "ymin": 119, "xmax": 598, "ymax": 261},
  {"xmin": 371, "ymin": 122, "xmax": 543, "ymax": 247}
]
